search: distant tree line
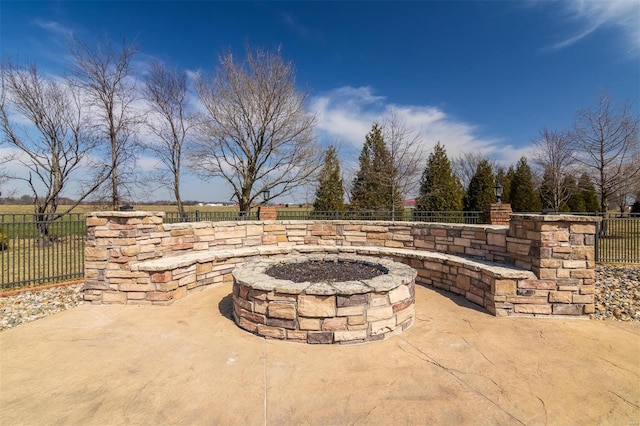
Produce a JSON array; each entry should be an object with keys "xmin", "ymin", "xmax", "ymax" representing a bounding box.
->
[{"xmin": 313, "ymin": 94, "xmax": 639, "ymax": 217}]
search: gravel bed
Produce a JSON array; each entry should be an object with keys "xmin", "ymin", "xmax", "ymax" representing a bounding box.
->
[
  {"xmin": 1, "ymin": 265, "xmax": 638, "ymax": 331},
  {"xmin": 0, "ymin": 284, "xmax": 84, "ymax": 332},
  {"xmin": 592, "ymin": 265, "xmax": 640, "ymax": 321}
]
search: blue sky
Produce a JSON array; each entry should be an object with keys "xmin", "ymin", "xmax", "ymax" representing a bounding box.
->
[{"xmin": 1, "ymin": 1, "xmax": 639, "ymax": 203}]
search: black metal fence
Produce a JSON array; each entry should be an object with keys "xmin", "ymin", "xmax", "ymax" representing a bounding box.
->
[
  {"xmin": 164, "ymin": 210, "xmax": 258, "ymax": 223},
  {"xmin": 0, "ymin": 213, "xmax": 86, "ymax": 290},
  {"xmin": 1, "ymin": 209, "xmax": 637, "ymax": 290},
  {"xmin": 595, "ymin": 213, "xmax": 640, "ymax": 263},
  {"xmin": 267, "ymin": 210, "xmax": 483, "ymax": 224}
]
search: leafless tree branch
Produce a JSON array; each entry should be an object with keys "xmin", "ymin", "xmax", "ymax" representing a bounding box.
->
[
  {"xmin": 0, "ymin": 59, "xmax": 110, "ymax": 237},
  {"xmin": 69, "ymin": 35, "xmax": 141, "ymax": 209},
  {"xmin": 382, "ymin": 108, "xmax": 425, "ymax": 204},
  {"xmin": 191, "ymin": 46, "xmax": 320, "ymax": 212},
  {"xmin": 532, "ymin": 128, "xmax": 576, "ymax": 211},
  {"xmin": 571, "ymin": 94, "xmax": 639, "ymax": 212},
  {"xmin": 142, "ymin": 61, "xmax": 193, "ymax": 215}
]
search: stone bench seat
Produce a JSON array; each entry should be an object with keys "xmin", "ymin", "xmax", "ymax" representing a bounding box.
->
[
  {"xmin": 132, "ymin": 244, "xmax": 532, "ymax": 280},
  {"xmin": 128, "ymin": 244, "xmax": 535, "ymax": 315}
]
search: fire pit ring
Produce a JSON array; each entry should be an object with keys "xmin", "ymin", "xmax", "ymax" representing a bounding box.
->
[{"xmin": 232, "ymin": 254, "xmax": 417, "ymax": 344}]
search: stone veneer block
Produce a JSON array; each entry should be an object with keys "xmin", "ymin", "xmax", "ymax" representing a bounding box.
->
[
  {"xmin": 298, "ymin": 295, "xmax": 336, "ymax": 317},
  {"xmin": 232, "ymin": 254, "xmax": 416, "ymax": 344},
  {"xmin": 267, "ymin": 302, "xmax": 296, "ymax": 320}
]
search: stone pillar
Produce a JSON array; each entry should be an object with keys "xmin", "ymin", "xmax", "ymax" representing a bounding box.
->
[
  {"xmin": 488, "ymin": 203, "xmax": 512, "ymax": 225},
  {"xmin": 508, "ymin": 214, "xmax": 600, "ymax": 316},
  {"xmin": 84, "ymin": 211, "xmax": 165, "ymax": 304},
  {"xmin": 258, "ymin": 206, "xmax": 277, "ymax": 221}
]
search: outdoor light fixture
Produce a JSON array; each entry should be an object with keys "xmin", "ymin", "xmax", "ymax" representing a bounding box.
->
[
  {"xmin": 262, "ymin": 190, "xmax": 270, "ymax": 204},
  {"xmin": 494, "ymin": 183, "xmax": 503, "ymax": 205}
]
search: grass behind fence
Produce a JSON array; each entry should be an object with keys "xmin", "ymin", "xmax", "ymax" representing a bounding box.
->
[
  {"xmin": 1, "ymin": 236, "xmax": 85, "ymax": 290},
  {"xmin": 1, "ymin": 212, "xmax": 85, "ymax": 290},
  {"xmin": 598, "ymin": 218, "xmax": 640, "ymax": 263}
]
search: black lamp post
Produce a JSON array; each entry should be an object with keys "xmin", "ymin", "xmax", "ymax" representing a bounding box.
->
[
  {"xmin": 494, "ymin": 183, "xmax": 503, "ymax": 205},
  {"xmin": 262, "ymin": 190, "xmax": 270, "ymax": 205}
]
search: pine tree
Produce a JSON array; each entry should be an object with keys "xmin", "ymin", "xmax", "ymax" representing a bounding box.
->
[
  {"xmin": 504, "ymin": 166, "xmax": 515, "ymax": 204},
  {"xmin": 577, "ymin": 173, "xmax": 599, "ymax": 212},
  {"xmin": 539, "ymin": 167, "xmax": 556, "ymax": 210},
  {"xmin": 416, "ymin": 142, "xmax": 463, "ymax": 211},
  {"xmin": 510, "ymin": 157, "xmax": 542, "ymax": 212},
  {"xmin": 350, "ymin": 123, "xmax": 402, "ymax": 214},
  {"xmin": 313, "ymin": 146, "xmax": 345, "ymax": 212},
  {"xmin": 564, "ymin": 175, "xmax": 584, "ymax": 212},
  {"xmin": 495, "ymin": 167, "xmax": 512, "ymax": 204},
  {"xmin": 463, "ymin": 159, "xmax": 495, "ymax": 213}
]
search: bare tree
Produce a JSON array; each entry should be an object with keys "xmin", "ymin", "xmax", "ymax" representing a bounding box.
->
[
  {"xmin": 532, "ymin": 128, "xmax": 576, "ymax": 211},
  {"xmin": 0, "ymin": 60, "xmax": 109, "ymax": 240},
  {"xmin": 610, "ymin": 153, "xmax": 640, "ymax": 213},
  {"xmin": 452, "ymin": 151, "xmax": 496, "ymax": 189},
  {"xmin": 142, "ymin": 61, "xmax": 193, "ymax": 216},
  {"xmin": 192, "ymin": 46, "xmax": 319, "ymax": 213},
  {"xmin": 382, "ymin": 108, "xmax": 425, "ymax": 219},
  {"xmin": 572, "ymin": 94, "xmax": 639, "ymax": 213},
  {"xmin": 69, "ymin": 36, "xmax": 140, "ymax": 210},
  {"xmin": 0, "ymin": 148, "xmax": 17, "ymax": 195}
]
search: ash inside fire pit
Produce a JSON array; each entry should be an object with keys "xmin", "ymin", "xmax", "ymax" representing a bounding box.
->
[{"xmin": 266, "ymin": 260, "xmax": 387, "ymax": 283}]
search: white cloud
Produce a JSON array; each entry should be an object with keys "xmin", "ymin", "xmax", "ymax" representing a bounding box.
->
[
  {"xmin": 32, "ymin": 19, "xmax": 74, "ymax": 39},
  {"xmin": 282, "ymin": 13, "xmax": 311, "ymax": 39},
  {"xmin": 280, "ymin": 12, "xmax": 323, "ymax": 42},
  {"xmin": 309, "ymin": 86, "xmax": 528, "ymax": 169},
  {"xmin": 547, "ymin": 0, "xmax": 640, "ymax": 54}
]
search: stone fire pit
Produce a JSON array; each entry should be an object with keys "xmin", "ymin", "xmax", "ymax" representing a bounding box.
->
[{"xmin": 232, "ymin": 254, "xmax": 417, "ymax": 344}]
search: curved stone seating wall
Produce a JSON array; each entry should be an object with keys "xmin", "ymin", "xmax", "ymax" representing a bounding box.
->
[
  {"xmin": 84, "ymin": 212, "xmax": 600, "ymax": 317},
  {"xmin": 232, "ymin": 254, "xmax": 416, "ymax": 344}
]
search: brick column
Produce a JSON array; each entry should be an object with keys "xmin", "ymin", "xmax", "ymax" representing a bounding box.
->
[
  {"xmin": 508, "ymin": 214, "xmax": 601, "ymax": 316},
  {"xmin": 258, "ymin": 206, "xmax": 277, "ymax": 221},
  {"xmin": 488, "ymin": 203, "xmax": 512, "ymax": 225}
]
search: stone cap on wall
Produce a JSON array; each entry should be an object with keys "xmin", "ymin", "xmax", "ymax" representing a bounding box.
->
[
  {"xmin": 88, "ymin": 211, "xmax": 166, "ymax": 218},
  {"xmin": 510, "ymin": 214, "xmax": 602, "ymax": 223},
  {"xmin": 86, "ymin": 211, "xmax": 602, "ymax": 225}
]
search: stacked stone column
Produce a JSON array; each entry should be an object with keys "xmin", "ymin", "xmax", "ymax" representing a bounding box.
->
[
  {"xmin": 84, "ymin": 212, "xmax": 166, "ymax": 304},
  {"xmin": 507, "ymin": 214, "xmax": 600, "ymax": 315}
]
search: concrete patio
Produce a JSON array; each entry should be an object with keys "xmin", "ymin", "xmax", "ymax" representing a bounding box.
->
[{"xmin": 1, "ymin": 283, "xmax": 639, "ymax": 425}]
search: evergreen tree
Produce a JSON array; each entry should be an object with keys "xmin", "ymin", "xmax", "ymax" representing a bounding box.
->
[
  {"xmin": 577, "ymin": 173, "xmax": 599, "ymax": 212},
  {"xmin": 539, "ymin": 167, "xmax": 556, "ymax": 210},
  {"xmin": 494, "ymin": 166, "xmax": 514, "ymax": 205},
  {"xmin": 350, "ymin": 123, "xmax": 402, "ymax": 214},
  {"xmin": 313, "ymin": 146, "xmax": 345, "ymax": 212},
  {"xmin": 463, "ymin": 159, "xmax": 495, "ymax": 213},
  {"xmin": 510, "ymin": 157, "xmax": 542, "ymax": 212},
  {"xmin": 416, "ymin": 142, "xmax": 463, "ymax": 211},
  {"xmin": 350, "ymin": 135, "xmax": 373, "ymax": 210},
  {"xmin": 503, "ymin": 166, "xmax": 515, "ymax": 204},
  {"xmin": 564, "ymin": 175, "xmax": 584, "ymax": 212}
]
